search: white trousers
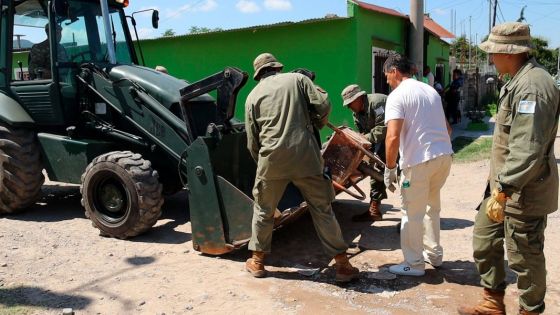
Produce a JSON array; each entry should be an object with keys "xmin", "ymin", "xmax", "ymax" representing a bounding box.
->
[{"xmin": 399, "ymin": 154, "xmax": 452, "ymax": 268}]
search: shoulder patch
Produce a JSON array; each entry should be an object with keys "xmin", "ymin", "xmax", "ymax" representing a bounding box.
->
[{"xmin": 518, "ymin": 100, "xmax": 536, "ymax": 114}]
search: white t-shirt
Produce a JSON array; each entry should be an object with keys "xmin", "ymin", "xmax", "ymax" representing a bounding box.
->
[
  {"xmin": 426, "ymin": 72, "xmax": 435, "ymax": 87},
  {"xmin": 385, "ymin": 78, "xmax": 453, "ymax": 168}
]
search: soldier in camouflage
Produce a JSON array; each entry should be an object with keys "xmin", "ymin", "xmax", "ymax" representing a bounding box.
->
[
  {"xmin": 341, "ymin": 84, "xmax": 388, "ymax": 222},
  {"xmin": 244, "ymin": 53, "xmax": 359, "ymax": 283},
  {"xmin": 458, "ymin": 22, "xmax": 560, "ymax": 315},
  {"xmin": 28, "ymin": 24, "xmax": 68, "ymax": 80}
]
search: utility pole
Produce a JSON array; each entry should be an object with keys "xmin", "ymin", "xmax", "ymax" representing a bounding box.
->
[
  {"xmin": 488, "ymin": 0, "xmax": 492, "ymax": 33},
  {"xmin": 475, "ymin": 33, "xmax": 478, "ymax": 66},
  {"xmin": 455, "ymin": 10, "xmax": 457, "ymax": 35},
  {"xmin": 487, "ymin": 0, "xmax": 492, "ymax": 67},
  {"xmin": 410, "ymin": 0, "xmax": 424, "ymax": 76},
  {"xmin": 468, "ymin": 16, "xmax": 472, "ymax": 70},
  {"xmin": 13, "ymin": 34, "xmax": 25, "ymax": 49},
  {"xmin": 492, "ymin": 0, "xmax": 498, "ymax": 27},
  {"xmin": 450, "ymin": 9, "xmax": 454, "ymax": 35}
]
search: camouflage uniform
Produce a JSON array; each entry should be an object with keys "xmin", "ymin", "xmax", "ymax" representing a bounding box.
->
[
  {"xmin": 245, "ymin": 67, "xmax": 348, "ymax": 257},
  {"xmin": 351, "ymin": 93, "xmax": 388, "ymax": 203},
  {"xmin": 460, "ymin": 22, "xmax": 560, "ymax": 315},
  {"xmin": 28, "ymin": 39, "xmax": 68, "ymax": 80}
]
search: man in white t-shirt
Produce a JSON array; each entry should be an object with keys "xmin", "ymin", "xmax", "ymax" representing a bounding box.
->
[
  {"xmin": 383, "ymin": 54, "xmax": 453, "ymax": 276},
  {"xmin": 423, "ymin": 66, "xmax": 435, "ymax": 87}
]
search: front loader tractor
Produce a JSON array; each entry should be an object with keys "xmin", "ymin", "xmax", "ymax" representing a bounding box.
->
[
  {"xmin": 1, "ymin": 0, "xmax": 381, "ymax": 255},
  {"xmin": 0, "ymin": 0, "xmax": 274, "ymax": 251}
]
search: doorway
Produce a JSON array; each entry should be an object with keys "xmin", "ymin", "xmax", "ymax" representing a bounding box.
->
[{"xmin": 371, "ymin": 47, "xmax": 394, "ymax": 94}]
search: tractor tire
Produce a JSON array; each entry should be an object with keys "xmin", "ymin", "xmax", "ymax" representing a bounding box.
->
[
  {"xmin": 0, "ymin": 123, "xmax": 44, "ymax": 214},
  {"xmin": 80, "ymin": 151, "xmax": 164, "ymax": 239}
]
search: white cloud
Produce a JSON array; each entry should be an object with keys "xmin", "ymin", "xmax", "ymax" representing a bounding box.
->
[
  {"xmin": 433, "ymin": 8, "xmax": 448, "ymax": 16},
  {"xmin": 139, "ymin": 6, "xmax": 159, "ymax": 12},
  {"xmin": 199, "ymin": 0, "xmax": 218, "ymax": 12},
  {"xmin": 264, "ymin": 0, "xmax": 292, "ymax": 11},
  {"xmin": 166, "ymin": 0, "xmax": 218, "ymax": 19},
  {"xmin": 236, "ymin": 0, "xmax": 260, "ymax": 13},
  {"xmin": 137, "ymin": 28, "xmax": 156, "ymax": 39}
]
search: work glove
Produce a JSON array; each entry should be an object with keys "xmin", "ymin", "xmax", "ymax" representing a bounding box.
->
[
  {"xmin": 384, "ymin": 166, "xmax": 398, "ymax": 193},
  {"xmin": 486, "ymin": 188, "xmax": 507, "ymax": 223}
]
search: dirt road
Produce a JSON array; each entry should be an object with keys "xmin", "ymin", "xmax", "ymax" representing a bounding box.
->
[{"xmin": 1, "ymin": 137, "xmax": 559, "ymax": 315}]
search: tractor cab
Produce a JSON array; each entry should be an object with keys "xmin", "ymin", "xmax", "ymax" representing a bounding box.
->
[{"xmin": 4, "ymin": 0, "xmax": 136, "ymax": 127}]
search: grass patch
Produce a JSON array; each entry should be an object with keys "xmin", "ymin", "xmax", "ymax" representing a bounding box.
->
[
  {"xmin": 466, "ymin": 122, "xmax": 490, "ymax": 131},
  {"xmin": 452, "ymin": 136, "xmax": 493, "ymax": 163},
  {"xmin": 0, "ymin": 305, "xmax": 33, "ymax": 315},
  {"xmin": 485, "ymin": 103, "xmax": 497, "ymax": 117}
]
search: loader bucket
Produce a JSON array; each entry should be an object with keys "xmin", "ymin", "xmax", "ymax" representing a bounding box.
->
[{"xmin": 185, "ymin": 131, "xmax": 306, "ymax": 255}]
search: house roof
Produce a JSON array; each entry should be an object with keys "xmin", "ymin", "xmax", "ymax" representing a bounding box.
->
[
  {"xmin": 353, "ymin": 0, "xmax": 405, "ymax": 18},
  {"xmin": 146, "ymin": 16, "xmax": 349, "ymax": 41},
  {"xmin": 353, "ymin": 0, "xmax": 455, "ymax": 39},
  {"xmin": 423, "ymin": 16, "xmax": 455, "ymax": 39}
]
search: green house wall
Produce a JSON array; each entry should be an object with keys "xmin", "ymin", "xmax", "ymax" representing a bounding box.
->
[
  {"xmin": 140, "ymin": 18, "xmax": 358, "ymax": 132},
  {"xmin": 352, "ymin": 1, "xmax": 406, "ymax": 94},
  {"xmin": 139, "ymin": 2, "xmax": 451, "ymax": 135},
  {"xmin": 426, "ymin": 35, "xmax": 450, "ymax": 86}
]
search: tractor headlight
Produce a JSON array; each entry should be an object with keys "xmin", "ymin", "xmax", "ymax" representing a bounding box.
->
[{"xmin": 115, "ymin": 0, "xmax": 129, "ymax": 7}]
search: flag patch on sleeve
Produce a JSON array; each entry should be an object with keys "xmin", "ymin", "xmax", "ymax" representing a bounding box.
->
[{"xmin": 518, "ymin": 100, "xmax": 536, "ymax": 114}]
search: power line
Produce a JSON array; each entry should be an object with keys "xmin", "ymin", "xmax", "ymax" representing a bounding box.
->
[
  {"xmin": 497, "ymin": 2, "xmax": 506, "ymax": 23},
  {"xmin": 428, "ymin": 0, "xmax": 472, "ymax": 14}
]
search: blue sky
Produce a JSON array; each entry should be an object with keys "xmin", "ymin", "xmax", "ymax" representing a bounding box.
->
[{"xmin": 127, "ymin": 0, "xmax": 560, "ymax": 48}]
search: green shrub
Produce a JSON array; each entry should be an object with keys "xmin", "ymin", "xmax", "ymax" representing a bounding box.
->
[
  {"xmin": 466, "ymin": 122, "xmax": 490, "ymax": 131},
  {"xmin": 485, "ymin": 103, "xmax": 497, "ymax": 117}
]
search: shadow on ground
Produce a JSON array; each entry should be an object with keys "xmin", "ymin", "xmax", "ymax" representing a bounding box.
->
[
  {"xmin": 259, "ymin": 259, "xmax": 488, "ymax": 293},
  {"xmin": 0, "ymin": 286, "xmax": 91, "ymax": 310},
  {"xmin": 441, "ymin": 217, "xmax": 473, "ymax": 230},
  {"xmin": 222, "ymin": 198, "xmax": 398, "ymax": 266},
  {"xmin": 131, "ymin": 190, "xmax": 191, "ymax": 244},
  {"xmin": 2, "ymin": 184, "xmax": 85, "ymax": 222},
  {"xmin": 2, "ymin": 185, "xmax": 192, "ymax": 245}
]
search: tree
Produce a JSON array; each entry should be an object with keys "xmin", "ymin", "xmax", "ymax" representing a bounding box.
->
[
  {"xmin": 450, "ymin": 36, "xmax": 486, "ymax": 66},
  {"xmin": 531, "ymin": 37, "xmax": 558, "ymax": 75},
  {"xmin": 162, "ymin": 29, "xmax": 176, "ymax": 37},
  {"xmin": 187, "ymin": 26, "xmax": 223, "ymax": 34}
]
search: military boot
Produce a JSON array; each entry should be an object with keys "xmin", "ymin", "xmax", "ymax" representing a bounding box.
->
[
  {"xmin": 518, "ymin": 307, "xmax": 539, "ymax": 315},
  {"xmin": 245, "ymin": 251, "xmax": 266, "ymax": 278},
  {"xmin": 333, "ymin": 253, "xmax": 359, "ymax": 283},
  {"xmin": 457, "ymin": 288, "xmax": 506, "ymax": 315},
  {"xmin": 351, "ymin": 200, "xmax": 383, "ymax": 222}
]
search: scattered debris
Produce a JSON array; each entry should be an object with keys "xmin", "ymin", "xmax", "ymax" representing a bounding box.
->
[
  {"xmin": 292, "ymin": 264, "xmax": 320, "ymax": 277},
  {"xmin": 366, "ymin": 270, "xmax": 397, "ymax": 280}
]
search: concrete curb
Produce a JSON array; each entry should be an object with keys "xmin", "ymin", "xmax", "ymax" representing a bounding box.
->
[{"xmin": 451, "ymin": 115, "xmax": 494, "ymax": 140}]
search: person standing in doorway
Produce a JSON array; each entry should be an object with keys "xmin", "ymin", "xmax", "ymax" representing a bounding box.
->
[{"xmin": 423, "ymin": 66, "xmax": 435, "ymax": 87}]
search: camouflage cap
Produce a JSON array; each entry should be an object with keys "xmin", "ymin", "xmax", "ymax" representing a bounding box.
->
[
  {"xmin": 341, "ymin": 84, "xmax": 366, "ymax": 106},
  {"xmin": 253, "ymin": 53, "xmax": 283, "ymax": 80},
  {"xmin": 478, "ymin": 22, "xmax": 532, "ymax": 54}
]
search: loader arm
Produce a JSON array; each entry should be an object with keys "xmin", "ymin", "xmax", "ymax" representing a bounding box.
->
[{"xmin": 179, "ymin": 67, "xmax": 248, "ymax": 140}]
